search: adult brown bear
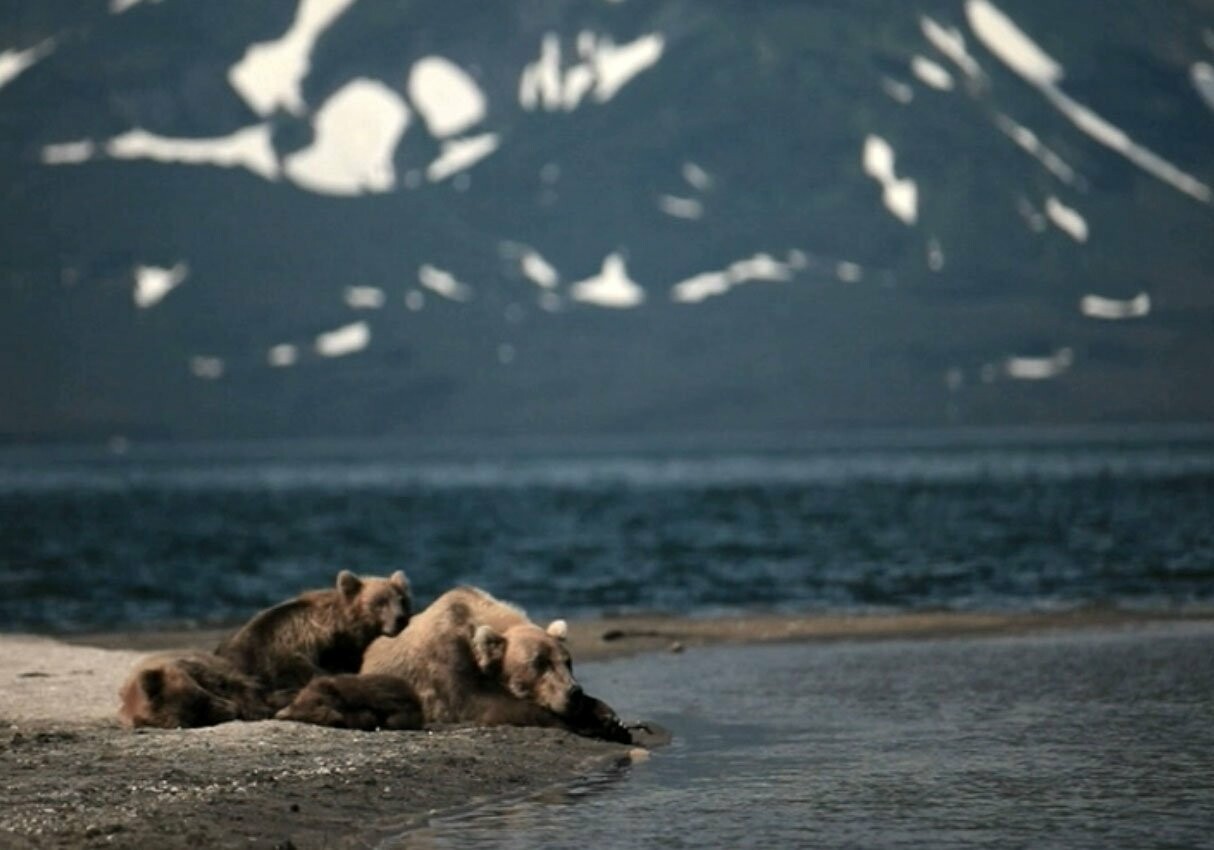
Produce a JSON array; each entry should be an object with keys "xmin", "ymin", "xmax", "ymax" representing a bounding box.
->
[{"xmin": 361, "ymin": 586, "xmax": 629, "ymax": 741}]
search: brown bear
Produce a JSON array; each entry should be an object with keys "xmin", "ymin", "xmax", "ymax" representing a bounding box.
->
[
  {"xmin": 360, "ymin": 586, "xmax": 629, "ymax": 742},
  {"xmin": 215, "ymin": 569, "xmax": 411, "ymax": 707},
  {"xmin": 275, "ymin": 673, "xmax": 424, "ymax": 731},
  {"xmin": 117, "ymin": 651, "xmax": 273, "ymax": 729}
]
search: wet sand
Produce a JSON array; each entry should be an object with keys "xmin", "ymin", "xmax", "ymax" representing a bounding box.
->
[{"xmin": 3, "ymin": 608, "xmax": 1211, "ymax": 848}]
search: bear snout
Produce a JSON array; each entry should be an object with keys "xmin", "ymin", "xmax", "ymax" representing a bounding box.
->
[{"xmin": 566, "ymin": 684, "xmax": 585, "ymax": 713}]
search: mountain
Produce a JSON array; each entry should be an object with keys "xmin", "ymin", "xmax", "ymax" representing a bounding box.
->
[{"xmin": 2, "ymin": 0, "xmax": 1213, "ymax": 444}]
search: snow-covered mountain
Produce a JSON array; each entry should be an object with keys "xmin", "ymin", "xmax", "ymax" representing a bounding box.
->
[{"xmin": 1, "ymin": 0, "xmax": 1212, "ymax": 442}]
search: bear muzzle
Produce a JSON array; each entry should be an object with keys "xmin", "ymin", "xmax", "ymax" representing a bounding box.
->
[{"xmin": 565, "ymin": 684, "xmax": 586, "ymax": 715}]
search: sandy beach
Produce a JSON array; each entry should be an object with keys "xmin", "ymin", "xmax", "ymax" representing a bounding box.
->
[{"xmin": 3, "ymin": 608, "xmax": 1211, "ymax": 848}]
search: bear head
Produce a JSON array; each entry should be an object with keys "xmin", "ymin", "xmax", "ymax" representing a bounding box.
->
[
  {"xmin": 471, "ymin": 618, "xmax": 584, "ymax": 717},
  {"xmin": 120, "ymin": 664, "xmax": 240, "ymax": 729},
  {"xmin": 338, "ymin": 569, "xmax": 412, "ymax": 637}
]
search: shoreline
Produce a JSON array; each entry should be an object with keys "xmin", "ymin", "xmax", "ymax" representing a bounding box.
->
[
  {"xmin": 5, "ymin": 421, "xmax": 1213, "ymax": 461},
  {"xmin": 4, "ymin": 607, "xmax": 1212, "ymax": 848},
  {"xmin": 60, "ymin": 604, "xmax": 1214, "ymax": 660}
]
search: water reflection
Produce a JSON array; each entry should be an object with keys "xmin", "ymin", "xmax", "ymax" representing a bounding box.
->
[{"xmin": 387, "ymin": 755, "xmax": 644, "ymax": 849}]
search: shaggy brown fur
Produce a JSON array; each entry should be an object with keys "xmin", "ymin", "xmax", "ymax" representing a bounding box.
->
[
  {"xmin": 361, "ymin": 586, "xmax": 629, "ymax": 741},
  {"xmin": 117, "ymin": 651, "xmax": 272, "ymax": 729},
  {"xmin": 215, "ymin": 570, "xmax": 410, "ymax": 706},
  {"xmin": 275, "ymin": 673, "xmax": 424, "ymax": 730}
]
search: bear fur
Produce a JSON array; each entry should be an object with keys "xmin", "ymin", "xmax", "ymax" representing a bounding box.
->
[
  {"xmin": 360, "ymin": 586, "xmax": 629, "ymax": 741},
  {"xmin": 275, "ymin": 674, "xmax": 424, "ymax": 731},
  {"xmin": 215, "ymin": 569, "xmax": 411, "ymax": 707},
  {"xmin": 117, "ymin": 651, "xmax": 272, "ymax": 729}
]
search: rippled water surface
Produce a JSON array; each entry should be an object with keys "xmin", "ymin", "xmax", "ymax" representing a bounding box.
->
[
  {"xmin": 395, "ymin": 623, "xmax": 1214, "ymax": 849},
  {"xmin": 2, "ymin": 435, "xmax": 1213, "ymax": 631}
]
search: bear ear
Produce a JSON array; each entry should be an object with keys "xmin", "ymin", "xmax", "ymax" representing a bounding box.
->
[
  {"xmin": 389, "ymin": 570, "xmax": 410, "ymax": 593},
  {"xmin": 471, "ymin": 624, "xmax": 507, "ymax": 673},
  {"xmin": 337, "ymin": 570, "xmax": 362, "ymax": 600},
  {"xmin": 546, "ymin": 619, "xmax": 569, "ymax": 641}
]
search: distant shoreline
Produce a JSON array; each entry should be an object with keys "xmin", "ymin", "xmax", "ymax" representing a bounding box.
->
[{"xmin": 3, "ymin": 420, "xmax": 1214, "ymax": 462}]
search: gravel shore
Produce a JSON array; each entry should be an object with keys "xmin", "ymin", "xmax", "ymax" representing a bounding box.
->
[{"xmin": 0, "ymin": 633, "xmax": 642, "ymax": 849}]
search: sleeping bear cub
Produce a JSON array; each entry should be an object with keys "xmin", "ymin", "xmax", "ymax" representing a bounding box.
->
[
  {"xmin": 117, "ymin": 651, "xmax": 272, "ymax": 729},
  {"xmin": 275, "ymin": 673, "xmax": 424, "ymax": 731}
]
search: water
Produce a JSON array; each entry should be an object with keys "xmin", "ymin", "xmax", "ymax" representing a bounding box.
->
[
  {"xmin": 2, "ymin": 435, "xmax": 1211, "ymax": 846},
  {"xmin": 395, "ymin": 623, "xmax": 1214, "ymax": 849},
  {"xmin": 2, "ymin": 432, "xmax": 1213, "ymax": 632}
]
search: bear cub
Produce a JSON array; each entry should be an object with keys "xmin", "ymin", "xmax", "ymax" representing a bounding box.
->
[
  {"xmin": 275, "ymin": 674, "xmax": 423, "ymax": 731},
  {"xmin": 117, "ymin": 651, "xmax": 272, "ymax": 729},
  {"xmin": 216, "ymin": 569, "xmax": 411, "ymax": 707}
]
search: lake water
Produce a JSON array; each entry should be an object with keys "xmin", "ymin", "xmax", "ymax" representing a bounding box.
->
[
  {"xmin": 2, "ymin": 433, "xmax": 1211, "ymax": 846},
  {"xmin": 395, "ymin": 622, "xmax": 1214, "ymax": 849},
  {"xmin": 1, "ymin": 431, "xmax": 1213, "ymax": 632}
]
